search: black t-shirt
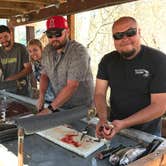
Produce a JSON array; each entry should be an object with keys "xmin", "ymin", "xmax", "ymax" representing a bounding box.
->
[{"xmin": 97, "ymin": 45, "xmax": 166, "ymax": 135}]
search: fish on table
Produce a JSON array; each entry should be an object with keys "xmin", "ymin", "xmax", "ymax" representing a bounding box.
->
[{"xmin": 109, "ymin": 146, "xmax": 146, "ymax": 166}]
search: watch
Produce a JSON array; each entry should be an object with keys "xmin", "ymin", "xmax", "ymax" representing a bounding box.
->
[{"xmin": 47, "ymin": 105, "xmax": 59, "ymax": 113}]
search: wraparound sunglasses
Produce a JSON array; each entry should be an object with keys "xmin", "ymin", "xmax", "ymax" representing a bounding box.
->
[{"xmin": 113, "ymin": 28, "xmax": 137, "ymax": 40}]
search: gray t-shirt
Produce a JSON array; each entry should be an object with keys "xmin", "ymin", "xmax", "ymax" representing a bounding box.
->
[
  {"xmin": 41, "ymin": 40, "xmax": 94, "ymax": 109},
  {"xmin": 0, "ymin": 43, "xmax": 29, "ymax": 95}
]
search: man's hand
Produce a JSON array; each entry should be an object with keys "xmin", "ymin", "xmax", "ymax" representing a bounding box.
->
[
  {"xmin": 5, "ymin": 77, "xmax": 12, "ymax": 81},
  {"xmin": 96, "ymin": 121, "xmax": 106, "ymax": 139},
  {"xmin": 96, "ymin": 120, "xmax": 125, "ymax": 140},
  {"xmin": 37, "ymin": 108, "xmax": 52, "ymax": 116},
  {"xmin": 103, "ymin": 120, "xmax": 125, "ymax": 140},
  {"xmin": 37, "ymin": 95, "xmax": 45, "ymax": 111},
  {"xmin": 5, "ymin": 63, "xmax": 32, "ymax": 81},
  {"xmin": 96, "ymin": 121, "xmax": 114, "ymax": 139}
]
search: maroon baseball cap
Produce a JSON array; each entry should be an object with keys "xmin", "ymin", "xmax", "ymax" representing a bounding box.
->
[{"xmin": 46, "ymin": 16, "xmax": 68, "ymax": 32}]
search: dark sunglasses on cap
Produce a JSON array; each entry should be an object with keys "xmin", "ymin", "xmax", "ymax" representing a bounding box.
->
[
  {"xmin": 113, "ymin": 28, "xmax": 137, "ymax": 40},
  {"xmin": 46, "ymin": 29, "xmax": 64, "ymax": 38}
]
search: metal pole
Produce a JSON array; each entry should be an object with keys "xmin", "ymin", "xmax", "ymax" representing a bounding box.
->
[
  {"xmin": 18, "ymin": 128, "xmax": 24, "ymax": 166},
  {"xmin": 0, "ymin": 90, "xmax": 37, "ymax": 106}
]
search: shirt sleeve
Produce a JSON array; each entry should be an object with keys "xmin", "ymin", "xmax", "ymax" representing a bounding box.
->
[
  {"xmin": 67, "ymin": 44, "xmax": 91, "ymax": 81},
  {"xmin": 150, "ymin": 53, "xmax": 166, "ymax": 93},
  {"xmin": 96, "ymin": 56, "xmax": 109, "ymax": 80}
]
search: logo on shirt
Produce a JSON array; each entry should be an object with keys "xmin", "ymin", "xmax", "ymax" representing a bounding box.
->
[
  {"xmin": 1, "ymin": 58, "xmax": 17, "ymax": 65},
  {"xmin": 134, "ymin": 69, "xmax": 150, "ymax": 77}
]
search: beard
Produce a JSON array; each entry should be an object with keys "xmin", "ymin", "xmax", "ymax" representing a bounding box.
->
[
  {"xmin": 51, "ymin": 35, "xmax": 67, "ymax": 50},
  {"xmin": 53, "ymin": 40, "xmax": 66, "ymax": 50},
  {"xmin": 2, "ymin": 40, "xmax": 11, "ymax": 49},
  {"xmin": 119, "ymin": 48, "xmax": 136, "ymax": 59}
]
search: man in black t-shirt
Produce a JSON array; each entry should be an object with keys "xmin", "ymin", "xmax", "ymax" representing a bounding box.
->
[{"xmin": 95, "ymin": 16, "xmax": 166, "ymax": 138}]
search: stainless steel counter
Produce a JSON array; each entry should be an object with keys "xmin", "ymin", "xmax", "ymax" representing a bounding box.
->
[
  {"xmin": 0, "ymin": 91, "xmax": 166, "ymax": 166},
  {"xmin": 2, "ymin": 119, "xmax": 166, "ymax": 166},
  {"xmin": 2, "ymin": 121, "xmax": 138, "ymax": 166}
]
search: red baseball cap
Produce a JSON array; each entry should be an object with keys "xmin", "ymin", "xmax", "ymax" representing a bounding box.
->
[{"xmin": 46, "ymin": 16, "xmax": 68, "ymax": 31}]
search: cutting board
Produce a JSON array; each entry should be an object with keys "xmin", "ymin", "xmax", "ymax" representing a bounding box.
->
[{"xmin": 37, "ymin": 125, "xmax": 104, "ymax": 158}]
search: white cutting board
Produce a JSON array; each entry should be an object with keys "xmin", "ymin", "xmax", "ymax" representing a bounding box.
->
[{"xmin": 37, "ymin": 125, "xmax": 104, "ymax": 158}]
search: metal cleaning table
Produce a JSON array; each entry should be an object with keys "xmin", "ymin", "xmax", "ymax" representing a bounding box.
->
[
  {"xmin": 0, "ymin": 91, "xmax": 166, "ymax": 166},
  {"xmin": 2, "ymin": 119, "xmax": 166, "ymax": 166},
  {"xmin": 1, "ymin": 122, "xmax": 141, "ymax": 166}
]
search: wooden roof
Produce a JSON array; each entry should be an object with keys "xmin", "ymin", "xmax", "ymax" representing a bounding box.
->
[{"xmin": 0, "ymin": 0, "xmax": 140, "ymax": 26}]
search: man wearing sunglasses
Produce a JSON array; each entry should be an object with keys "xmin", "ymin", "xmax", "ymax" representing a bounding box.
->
[
  {"xmin": 37, "ymin": 16, "xmax": 94, "ymax": 115},
  {"xmin": 95, "ymin": 16, "xmax": 166, "ymax": 138}
]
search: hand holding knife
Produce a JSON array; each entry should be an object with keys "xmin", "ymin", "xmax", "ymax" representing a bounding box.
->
[{"xmin": 80, "ymin": 126, "xmax": 89, "ymax": 141}]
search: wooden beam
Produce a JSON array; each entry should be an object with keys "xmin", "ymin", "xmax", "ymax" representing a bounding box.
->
[
  {"xmin": 0, "ymin": 2, "xmax": 46, "ymax": 17},
  {"xmin": 0, "ymin": 2, "xmax": 42, "ymax": 11},
  {"xmin": 0, "ymin": 0, "xmax": 66, "ymax": 19},
  {"xmin": 0, "ymin": 0, "xmax": 57, "ymax": 4},
  {"xmin": 7, "ymin": 21, "xmax": 15, "ymax": 43},
  {"xmin": 9, "ymin": 0, "xmax": 140, "ymax": 26},
  {"xmin": 0, "ymin": 15, "xmax": 11, "ymax": 19},
  {"xmin": 0, "ymin": 9, "xmax": 20, "ymax": 16},
  {"xmin": 0, "ymin": 7, "xmax": 28, "ymax": 13}
]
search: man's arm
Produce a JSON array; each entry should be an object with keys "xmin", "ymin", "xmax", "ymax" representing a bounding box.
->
[
  {"xmin": 105, "ymin": 93, "xmax": 166, "ymax": 140},
  {"xmin": 95, "ymin": 78, "xmax": 109, "ymax": 123},
  {"xmin": 5, "ymin": 62, "xmax": 32, "ymax": 81},
  {"xmin": 94, "ymin": 78, "xmax": 110, "ymax": 137},
  {"xmin": 51, "ymin": 80, "xmax": 79, "ymax": 109},
  {"xmin": 37, "ymin": 73, "xmax": 49, "ymax": 110},
  {"xmin": 37, "ymin": 79, "xmax": 79, "ymax": 115},
  {"xmin": 121, "ymin": 93, "xmax": 166, "ymax": 128},
  {"xmin": 39, "ymin": 74, "xmax": 49, "ymax": 97}
]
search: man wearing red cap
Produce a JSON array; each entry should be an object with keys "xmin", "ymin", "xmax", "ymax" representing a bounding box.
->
[{"xmin": 37, "ymin": 15, "xmax": 94, "ymax": 114}]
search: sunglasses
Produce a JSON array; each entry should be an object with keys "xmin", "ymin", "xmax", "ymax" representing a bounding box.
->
[
  {"xmin": 113, "ymin": 28, "xmax": 137, "ymax": 40},
  {"xmin": 46, "ymin": 30, "xmax": 64, "ymax": 38}
]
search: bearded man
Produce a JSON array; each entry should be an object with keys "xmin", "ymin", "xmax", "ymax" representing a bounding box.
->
[
  {"xmin": 37, "ymin": 16, "xmax": 94, "ymax": 115},
  {"xmin": 0, "ymin": 25, "xmax": 31, "ymax": 95},
  {"xmin": 95, "ymin": 16, "xmax": 166, "ymax": 137}
]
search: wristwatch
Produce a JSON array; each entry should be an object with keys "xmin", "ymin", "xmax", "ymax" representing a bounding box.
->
[{"xmin": 47, "ymin": 105, "xmax": 59, "ymax": 113}]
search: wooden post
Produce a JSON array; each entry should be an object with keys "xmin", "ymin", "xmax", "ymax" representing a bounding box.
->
[
  {"xmin": 67, "ymin": 15, "xmax": 75, "ymax": 40},
  {"xmin": 7, "ymin": 20, "xmax": 15, "ymax": 43},
  {"xmin": 26, "ymin": 26, "xmax": 35, "ymax": 44},
  {"xmin": 18, "ymin": 128, "xmax": 24, "ymax": 166}
]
